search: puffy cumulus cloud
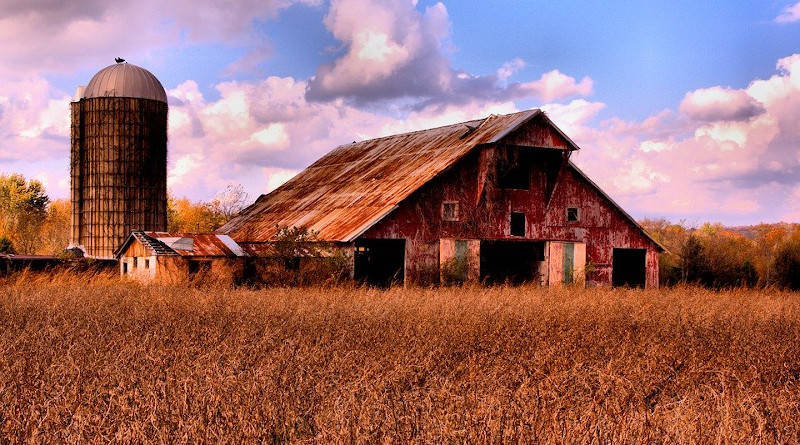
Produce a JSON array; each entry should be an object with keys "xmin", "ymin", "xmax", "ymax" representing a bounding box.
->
[
  {"xmin": 0, "ymin": 0, "xmax": 317, "ymax": 79},
  {"xmin": 306, "ymin": 0, "xmax": 453, "ymax": 103},
  {"xmin": 510, "ymin": 70, "xmax": 593, "ymax": 103},
  {"xmin": 679, "ymin": 86, "xmax": 764, "ymax": 122},
  {"xmin": 163, "ymin": 76, "xmax": 391, "ymax": 199},
  {"xmin": 306, "ymin": 0, "xmax": 591, "ymax": 106},
  {"xmin": 566, "ymin": 53, "xmax": 800, "ymax": 224},
  {"xmin": 161, "ymin": 71, "xmax": 531, "ymax": 201},
  {"xmin": 0, "ymin": 77, "xmax": 70, "ymax": 162},
  {"xmin": 541, "ymin": 99, "xmax": 605, "ymax": 140},
  {"xmin": 775, "ymin": 1, "xmax": 800, "ymax": 23}
]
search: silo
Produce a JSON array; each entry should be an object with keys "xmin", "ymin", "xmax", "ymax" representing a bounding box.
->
[{"xmin": 70, "ymin": 62, "xmax": 168, "ymax": 258}]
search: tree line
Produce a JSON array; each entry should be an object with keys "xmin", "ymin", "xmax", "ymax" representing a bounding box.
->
[
  {"xmin": 640, "ymin": 219, "xmax": 800, "ymax": 290},
  {"xmin": 2, "ymin": 174, "xmax": 799, "ymax": 290},
  {"xmin": 0, "ymin": 174, "xmax": 248, "ymax": 256}
]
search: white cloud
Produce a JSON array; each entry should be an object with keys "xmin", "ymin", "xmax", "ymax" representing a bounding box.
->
[
  {"xmin": 775, "ymin": 1, "xmax": 800, "ymax": 23},
  {"xmin": 567, "ymin": 53, "xmax": 800, "ymax": 223},
  {"xmin": 497, "ymin": 58, "xmax": 525, "ymax": 83},
  {"xmin": 679, "ymin": 86, "xmax": 764, "ymax": 122},
  {"xmin": 514, "ymin": 70, "xmax": 593, "ymax": 102},
  {"xmin": 306, "ymin": 0, "xmax": 591, "ymax": 106}
]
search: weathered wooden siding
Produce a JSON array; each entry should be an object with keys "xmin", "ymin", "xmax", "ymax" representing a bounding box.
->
[{"xmin": 362, "ymin": 142, "xmax": 660, "ymax": 287}]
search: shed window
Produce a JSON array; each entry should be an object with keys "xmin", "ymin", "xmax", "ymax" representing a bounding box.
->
[
  {"xmin": 567, "ymin": 207, "xmax": 580, "ymax": 222},
  {"xmin": 144, "ymin": 259, "xmax": 150, "ymax": 269},
  {"xmin": 188, "ymin": 260, "xmax": 211, "ymax": 277},
  {"xmin": 122, "ymin": 262, "xmax": 128, "ymax": 274},
  {"xmin": 442, "ymin": 202, "xmax": 459, "ymax": 221},
  {"xmin": 133, "ymin": 257, "xmax": 138, "ymax": 268},
  {"xmin": 510, "ymin": 212, "xmax": 526, "ymax": 236}
]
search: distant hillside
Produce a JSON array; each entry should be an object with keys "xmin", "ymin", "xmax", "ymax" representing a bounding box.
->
[{"xmin": 726, "ymin": 223, "xmax": 800, "ymax": 240}]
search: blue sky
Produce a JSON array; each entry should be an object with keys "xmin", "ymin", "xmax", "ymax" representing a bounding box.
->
[{"xmin": 1, "ymin": 0, "xmax": 800, "ymax": 225}]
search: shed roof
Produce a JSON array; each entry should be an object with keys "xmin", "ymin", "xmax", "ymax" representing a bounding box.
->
[
  {"xmin": 219, "ymin": 109, "xmax": 580, "ymax": 243},
  {"xmin": 115, "ymin": 231, "xmax": 248, "ymax": 258}
]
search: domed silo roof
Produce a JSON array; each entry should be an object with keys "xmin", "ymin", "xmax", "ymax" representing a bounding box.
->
[{"xmin": 82, "ymin": 63, "xmax": 167, "ymax": 103}]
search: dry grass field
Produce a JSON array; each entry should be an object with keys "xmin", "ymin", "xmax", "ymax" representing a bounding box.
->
[{"xmin": 1, "ymin": 272, "xmax": 799, "ymax": 444}]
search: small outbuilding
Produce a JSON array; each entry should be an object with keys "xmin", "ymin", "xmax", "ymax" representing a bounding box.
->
[
  {"xmin": 219, "ymin": 109, "xmax": 665, "ymax": 287},
  {"xmin": 115, "ymin": 231, "xmax": 248, "ymax": 284}
]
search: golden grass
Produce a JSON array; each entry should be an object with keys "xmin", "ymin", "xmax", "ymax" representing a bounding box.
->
[{"xmin": 1, "ymin": 275, "xmax": 799, "ymax": 443}]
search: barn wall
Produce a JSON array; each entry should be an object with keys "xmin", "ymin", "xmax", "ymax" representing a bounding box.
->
[{"xmin": 362, "ymin": 142, "xmax": 660, "ymax": 287}]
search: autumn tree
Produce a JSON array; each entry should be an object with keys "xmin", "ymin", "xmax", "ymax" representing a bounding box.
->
[
  {"xmin": 167, "ymin": 184, "xmax": 250, "ymax": 233},
  {"xmin": 167, "ymin": 196, "xmax": 219, "ymax": 232},
  {"xmin": 206, "ymin": 184, "xmax": 249, "ymax": 225},
  {"xmin": 640, "ymin": 218, "xmax": 689, "ymax": 285},
  {"xmin": 0, "ymin": 174, "xmax": 50, "ymax": 254},
  {"xmin": 751, "ymin": 223, "xmax": 789, "ymax": 286},
  {"xmin": 38, "ymin": 199, "xmax": 71, "ymax": 255},
  {"xmin": 773, "ymin": 228, "xmax": 800, "ymax": 290},
  {"xmin": 695, "ymin": 224, "xmax": 758, "ymax": 288}
]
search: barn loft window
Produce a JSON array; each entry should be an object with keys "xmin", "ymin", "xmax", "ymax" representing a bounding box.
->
[
  {"xmin": 567, "ymin": 207, "xmax": 580, "ymax": 222},
  {"xmin": 442, "ymin": 201, "xmax": 459, "ymax": 221},
  {"xmin": 510, "ymin": 212, "xmax": 526, "ymax": 236},
  {"xmin": 499, "ymin": 166, "xmax": 530, "ymax": 190}
]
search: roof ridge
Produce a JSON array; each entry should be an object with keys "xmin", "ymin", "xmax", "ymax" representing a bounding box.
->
[{"xmin": 331, "ymin": 110, "xmax": 537, "ymax": 150}]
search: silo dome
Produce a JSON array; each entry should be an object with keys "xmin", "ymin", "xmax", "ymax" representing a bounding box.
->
[{"xmin": 83, "ymin": 63, "xmax": 167, "ymax": 103}]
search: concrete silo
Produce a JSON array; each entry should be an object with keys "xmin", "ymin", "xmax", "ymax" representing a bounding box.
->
[{"xmin": 70, "ymin": 61, "xmax": 168, "ymax": 258}]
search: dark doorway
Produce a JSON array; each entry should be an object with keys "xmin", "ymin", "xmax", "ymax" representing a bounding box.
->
[
  {"xmin": 480, "ymin": 240, "xmax": 545, "ymax": 285},
  {"xmin": 612, "ymin": 248, "xmax": 647, "ymax": 288},
  {"xmin": 354, "ymin": 239, "xmax": 405, "ymax": 287},
  {"xmin": 188, "ymin": 259, "xmax": 212, "ymax": 279}
]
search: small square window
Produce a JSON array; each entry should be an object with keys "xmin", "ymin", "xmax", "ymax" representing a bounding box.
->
[
  {"xmin": 510, "ymin": 212, "xmax": 526, "ymax": 236},
  {"xmin": 442, "ymin": 202, "xmax": 459, "ymax": 221},
  {"xmin": 567, "ymin": 207, "xmax": 580, "ymax": 222}
]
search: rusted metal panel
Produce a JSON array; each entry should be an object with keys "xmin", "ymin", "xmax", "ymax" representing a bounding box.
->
[
  {"xmin": 219, "ymin": 110, "xmax": 580, "ymax": 243},
  {"xmin": 143, "ymin": 232, "xmax": 243, "ymax": 257},
  {"xmin": 117, "ymin": 231, "xmax": 248, "ymax": 258}
]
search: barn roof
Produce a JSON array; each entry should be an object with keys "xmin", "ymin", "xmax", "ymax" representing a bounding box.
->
[
  {"xmin": 114, "ymin": 231, "xmax": 248, "ymax": 258},
  {"xmin": 219, "ymin": 109, "xmax": 581, "ymax": 242}
]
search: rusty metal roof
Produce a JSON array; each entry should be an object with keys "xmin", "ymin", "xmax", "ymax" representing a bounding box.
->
[
  {"xmin": 219, "ymin": 109, "xmax": 581, "ymax": 243},
  {"xmin": 115, "ymin": 231, "xmax": 248, "ymax": 258}
]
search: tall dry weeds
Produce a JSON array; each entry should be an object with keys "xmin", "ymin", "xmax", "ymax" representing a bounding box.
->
[{"xmin": 1, "ymin": 276, "xmax": 799, "ymax": 443}]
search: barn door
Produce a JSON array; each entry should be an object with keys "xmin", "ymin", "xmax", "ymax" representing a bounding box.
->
[
  {"xmin": 548, "ymin": 241, "xmax": 586, "ymax": 287},
  {"xmin": 354, "ymin": 239, "xmax": 406, "ymax": 287},
  {"xmin": 612, "ymin": 248, "xmax": 646, "ymax": 287}
]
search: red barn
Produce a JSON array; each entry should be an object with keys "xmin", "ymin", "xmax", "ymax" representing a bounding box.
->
[{"xmin": 219, "ymin": 110, "xmax": 664, "ymax": 287}]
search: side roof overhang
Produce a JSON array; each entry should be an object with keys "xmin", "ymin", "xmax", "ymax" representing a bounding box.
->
[{"xmin": 568, "ymin": 162, "xmax": 667, "ymax": 253}]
